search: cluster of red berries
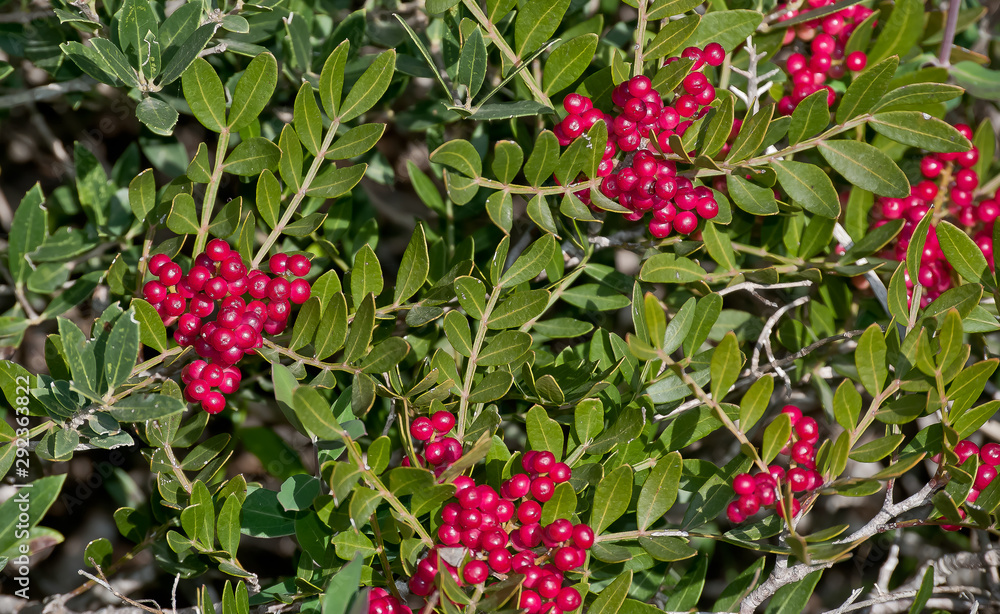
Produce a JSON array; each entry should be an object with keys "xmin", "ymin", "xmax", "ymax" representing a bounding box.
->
[
  {"xmin": 366, "ymin": 588, "xmax": 411, "ymax": 614},
  {"xmin": 727, "ymin": 405, "xmax": 822, "ymax": 523},
  {"xmin": 869, "ymin": 126, "xmax": 987, "ymax": 308},
  {"xmin": 935, "ymin": 440, "xmax": 1000, "ymax": 531},
  {"xmin": 143, "ymin": 239, "xmax": 312, "ymax": 413},
  {"xmin": 407, "ymin": 445, "xmax": 590, "ymax": 614},
  {"xmin": 773, "ymin": 0, "xmax": 875, "ymax": 115},
  {"xmin": 775, "ymin": 0, "xmax": 876, "ymax": 48},
  {"xmin": 405, "ymin": 410, "xmax": 464, "ymax": 477},
  {"xmin": 551, "ymin": 44, "xmax": 726, "ymax": 239}
]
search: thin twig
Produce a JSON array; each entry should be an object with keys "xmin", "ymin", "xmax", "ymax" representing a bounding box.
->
[
  {"xmin": 938, "ymin": 0, "xmax": 962, "ymax": 66},
  {"xmin": 0, "ymin": 76, "xmax": 97, "ymax": 109},
  {"xmin": 750, "ymin": 295, "xmax": 810, "ymax": 388}
]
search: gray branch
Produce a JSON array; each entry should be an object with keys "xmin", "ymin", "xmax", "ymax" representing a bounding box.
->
[{"xmin": 0, "ymin": 76, "xmax": 97, "ymax": 109}]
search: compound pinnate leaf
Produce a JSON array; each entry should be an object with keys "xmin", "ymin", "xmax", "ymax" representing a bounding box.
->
[{"xmin": 229, "ymin": 53, "xmax": 278, "ymax": 132}]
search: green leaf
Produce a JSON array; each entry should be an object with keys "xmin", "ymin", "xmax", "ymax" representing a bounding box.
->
[
  {"xmin": 691, "ymin": 10, "xmax": 762, "ymax": 52},
  {"xmin": 954, "ymin": 400, "xmax": 1000, "ymax": 440},
  {"xmin": 727, "ymin": 174, "xmax": 779, "ymax": 215},
  {"xmin": 322, "ymin": 555, "xmax": 364, "ymax": 614},
  {"xmin": 762, "ymin": 413, "xmax": 792, "ymax": 464},
  {"xmin": 834, "ymin": 379, "xmax": 862, "ymax": 432},
  {"xmin": 524, "ymin": 131, "xmax": 560, "ymax": 186},
  {"xmin": 468, "ymin": 100, "xmax": 556, "ymax": 121},
  {"xmin": 543, "ymin": 34, "xmax": 599, "ymax": 94},
  {"xmin": 936, "ymin": 220, "xmax": 994, "ymax": 289},
  {"xmin": 514, "ymin": 0, "xmax": 570, "ymax": 57},
  {"xmin": 772, "ymin": 160, "xmax": 840, "ymax": 218},
  {"xmin": 973, "ymin": 119, "xmax": 995, "ymax": 181},
  {"xmin": 479, "ymin": 331, "xmax": 532, "ymax": 366},
  {"xmin": 740, "ymin": 375, "xmax": 774, "ymax": 431},
  {"xmin": 136, "ymin": 97, "xmax": 178, "ymax": 136},
  {"xmin": 835, "ymin": 56, "xmax": 898, "ymax": 124},
  {"xmin": 526, "ymin": 406, "xmax": 564, "ymax": 460},
  {"xmin": 840, "ymin": 218, "xmax": 903, "ymax": 262},
  {"xmin": 873, "ymin": 83, "xmax": 965, "ymax": 112},
  {"xmin": 394, "ymin": 224, "xmax": 429, "ymax": 304},
  {"xmin": 90, "ymin": 38, "xmax": 140, "ymax": 88},
  {"xmin": 908, "ymin": 566, "xmax": 934, "ymax": 614},
  {"xmin": 663, "ymin": 297, "xmax": 696, "ymax": 354},
  {"xmin": 306, "ymin": 163, "xmax": 367, "ymax": 198},
  {"xmin": 223, "ymin": 137, "xmax": 280, "ymax": 176},
  {"xmin": 644, "ymin": 15, "xmax": 699, "ymax": 61},
  {"xmin": 816, "ymin": 140, "xmax": 906, "ymax": 198},
  {"xmin": 293, "ymin": 83, "xmax": 323, "ymax": 156},
  {"xmin": 131, "ymin": 298, "xmax": 168, "ymax": 353},
  {"xmin": 58, "ymin": 317, "xmax": 97, "ymax": 394},
  {"xmin": 458, "ymin": 27, "xmax": 487, "ymax": 99},
  {"xmin": 104, "ymin": 306, "xmax": 139, "ymax": 391},
  {"xmin": 182, "ymin": 58, "xmax": 226, "ymax": 132},
  {"xmin": 951, "ymin": 62, "xmax": 1000, "ymax": 101},
  {"xmin": 869, "ymin": 111, "xmax": 971, "ymax": 153},
  {"xmin": 468, "ymin": 371, "xmax": 514, "ymax": 403},
  {"xmin": 228, "ymin": 53, "xmax": 277, "ymax": 131},
  {"xmin": 159, "ymin": 23, "xmax": 216, "ymax": 85},
  {"xmin": 490, "ymin": 141, "xmax": 524, "ymax": 185},
  {"xmin": 648, "ymin": 0, "xmax": 704, "ymax": 19},
  {"xmin": 339, "ymin": 50, "xmax": 396, "ymax": 122},
  {"xmin": 500, "ymin": 234, "xmax": 557, "ymax": 287},
  {"xmin": 344, "ymin": 294, "xmax": 375, "ymax": 362},
  {"xmin": 293, "ymin": 386, "xmax": 342, "ymax": 441},
  {"xmin": 319, "ymin": 41, "xmax": 349, "ymax": 119},
  {"xmin": 590, "ymin": 465, "xmax": 632, "ymax": 534},
  {"xmin": 589, "ymin": 571, "xmax": 632, "ymax": 614},
  {"xmin": 788, "ymin": 90, "xmax": 831, "ymax": 145},
  {"xmin": 702, "ymin": 222, "xmax": 737, "ymax": 271},
  {"xmin": 700, "ymin": 96, "xmax": 735, "ymax": 158},
  {"xmin": 488, "ymin": 289, "xmax": 549, "ymax": 330},
  {"xmin": 289, "ymin": 297, "xmax": 321, "ymax": 351},
  {"xmin": 351, "ymin": 245, "xmax": 383, "ymax": 306},
  {"xmin": 0, "ymin": 475, "xmax": 67, "ymax": 555},
  {"xmin": 636, "ymin": 452, "xmax": 682, "ymax": 531},
  {"xmin": 430, "ymin": 139, "xmax": 482, "ymax": 177},
  {"xmin": 906, "ymin": 210, "xmax": 934, "ymax": 284},
  {"xmin": 455, "ymin": 276, "xmax": 487, "ymax": 320},
  {"xmin": 314, "ymin": 293, "xmax": 348, "ymax": 360},
  {"xmin": 360, "ymin": 337, "xmax": 409, "ymax": 373},
  {"xmin": 855, "ymin": 324, "xmax": 887, "ymax": 396},
  {"xmin": 710, "ymin": 332, "xmax": 742, "ymax": 402},
  {"xmin": 640, "ymin": 536, "xmax": 697, "ymax": 561},
  {"xmin": 640, "ymin": 253, "xmax": 707, "ymax": 283},
  {"xmin": 664, "ymin": 555, "xmax": 708, "ymax": 610},
  {"xmin": 167, "ymin": 193, "xmax": 199, "ymax": 234},
  {"xmin": 8, "ymin": 184, "xmax": 47, "ymax": 285},
  {"xmin": 850, "ymin": 433, "xmax": 905, "ymax": 462},
  {"xmin": 947, "ymin": 359, "xmax": 998, "ymax": 418},
  {"xmin": 727, "ymin": 104, "xmax": 773, "ymax": 163},
  {"xmin": 764, "ymin": 570, "xmax": 823, "ymax": 614},
  {"xmin": 327, "ymin": 124, "xmax": 386, "ymax": 160},
  {"xmin": 866, "ymin": 0, "xmax": 922, "ymax": 65},
  {"xmin": 107, "ymin": 394, "xmax": 186, "ymax": 421}
]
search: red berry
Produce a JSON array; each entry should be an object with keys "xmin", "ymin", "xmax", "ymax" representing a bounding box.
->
[
  {"xmin": 845, "ymin": 51, "xmax": 867, "ymax": 71},
  {"xmin": 184, "ymin": 379, "xmax": 210, "ymax": 402},
  {"xmin": 495, "ymin": 500, "xmax": 515, "ymax": 522},
  {"xmin": 267, "ymin": 278, "xmax": 291, "ymax": 302},
  {"xmin": 425, "ymin": 442, "xmax": 446, "ymax": 465},
  {"xmin": 530, "ymin": 477, "xmax": 555, "ymax": 502},
  {"xmin": 431, "ymin": 410, "xmax": 456, "ymax": 433},
  {"xmin": 532, "ymin": 451, "xmax": 556, "ymax": 474},
  {"xmin": 458, "ymin": 508, "xmax": 482, "ymax": 530},
  {"xmin": 205, "ymin": 277, "xmax": 228, "ymax": 300},
  {"xmin": 981, "ymin": 443, "xmax": 1000, "ymax": 466},
  {"xmin": 780, "ymin": 405, "xmax": 802, "ymax": 426},
  {"xmin": 703, "ymin": 42, "xmax": 725, "ymax": 67},
  {"xmin": 504, "ymin": 473, "xmax": 532, "ymax": 500},
  {"xmin": 163, "ymin": 293, "xmax": 186, "ymax": 317},
  {"xmin": 563, "ymin": 93, "xmax": 591, "ymax": 115},
  {"xmin": 438, "ymin": 523, "xmax": 461, "ymax": 545},
  {"xmin": 410, "ymin": 417, "xmax": 433, "ymax": 441},
  {"xmin": 737, "ymin": 493, "xmax": 761, "ymax": 516},
  {"xmin": 520, "ymin": 590, "xmax": 542, "ymax": 614},
  {"xmin": 571, "ymin": 523, "xmax": 594, "ymax": 549},
  {"xmin": 545, "ymin": 519, "xmax": 573, "ymax": 543},
  {"xmin": 268, "ymin": 254, "xmax": 288, "ymax": 275},
  {"xmin": 517, "ymin": 500, "xmax": 542, "ymax": 524},
  {"xmin": 206, "ymin": 239, "xmax": 231, "ymax": 262},
  {"xmin": 921, "ymin": 156, "xmax": 943, "ymax": 179},
  {"xmin": 788, "ymin": 467, "xmax": 809, "ymax": 492},
  {"xmin": 956, "ymin": 440, "xmax": 980, "ymax": 463},
  {"xmin": 143, "ymin": 280, "xmax": 167, "ymax": 305},
  {"xmin": 733, "ymin": 473, "xmax": 755, "ymax": 495},
  {"xmin": 553, "ymin": 546, "xmax": 581, "ymax": 571},
  {"xmin": 458, "ymin": 487, "xmax": 481, "ymax": 510},
  {"xmin": 462, "ymin": 560, "xmax": 488, "ymax": 584},
  {"xmin": 290, "ymin": 279, "xmax": 311, "ymax": 304},
  {"xmin": 148, "ymin": 254, "xmax": 171, "ymax": 275},
  {"xmin": 674, "ymin": 211, "xmax": 698, "ymax": 234},
  {"xmin": 726, "ymin": 501, "xmax": 745, "ymax": 523},
  {"xmin": 488, "ymin": 548, "xmax": 512, "ymax": 573},
  {"xmin": 218, "ymin": 369, "xmax": 241, "ymax": 394},
  {"xmin": 288, "ymin": 254, "xmax": 311, "ymax": 277},
  {"xmin": 201, "ymin": 391, "xmax": 225, "ymax": 414},
  {"xmin": 549, "ymin": 462, "xmax": 571, "ymax": 483},
  {"xmin": 158, "ymin": 262, "xmax": 183, "ymax": 287}
]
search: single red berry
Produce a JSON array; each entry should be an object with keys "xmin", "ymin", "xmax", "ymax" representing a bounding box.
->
[
  {"xmin": 163, "ymin": 293, "xmax": 186, "ymax": 317},
  {"xmin": 921, "ymin": 156, "xmax": 943, "ymax": 179},
  {"xmin": 148, "ymin": 254, "xmax": 171, "ymax": 275},
  {"xmin": 496, "ymin": 500, "xmax": 515, "ymax": 522},
  {"xmin": 158, "ymin": 262, "xmax": 183, "ymax": 287},
  {"xmin": 726, "ymin": 501, "xmax": 745, "ymax": 523},
  {"xmin": 571, "ymin": 523, "xmax": 595, "ymax": 549},
  {"xmin": 845, "ymin": 51, "xmax": 867, "ymax": 71},
  {"xmin": 458, "ymin": 508, "xmax": 482, "ymax": 530},
  {"xmin": 791, "ymin": 441, "xmax": 815, "ymax": 465},
  {"xmin": 441, "ymin": 502, "xmax": 461, "ymax": 525},
  {"xmin": 788, "ymin": 467, "xmax": 809, "ymax": 492},
  {"xmin": 411, "ymin": 417, "xmax": 433, "ymax": 441},
  {"xmin": 462, "ymin": 560, "xmax": 489, "ymax": 584},
  {"xmin": 206, "ymin": 239, "xmax": 232, "ymax": 262},
  {"xmin": 425, "ymin": 442, "xmax": 446, "ymax": 465},
  {"xmin": 733, "ymin": 473, "xmax": 755, "ymax": 495},
  {"xmin": 218, "ymin": 369, "xmax": 241, "ymax": 394},
  {"xmin": 505, "ymin": 473, "xmax": 532, "ymax": 499},
  {"xmin": 205, "ymin": 277, "xmax": 229, "ymax": 300},
  {"xmin": 218, "ymin": 257, "xmax": 246, "ymax": 283},
  {"xmin": 267, "ymin": 278, "xmax": 291, "ymax": 302},
  {"xmin": 674, "ymin": 211, "xmax": 698, "ymax": 234},
  {"xmin": 530, "ymin": 477, "xmax": 555, "ymax": 502},
  {"xmin": 549, "ymin": 462, "xmax": 571, "ymax": 483},
  {"xmin": 737, "ymin": 493, "xmax": 761, "ymax": 516},
  {"xmin": 553, "ymin": 546, "xmax": 581, "ymax": 571},
  {"xmin": 956, "ymin": 440, "xmax": 980, "ymax": 463},
  {"xmin": 981, "ymin": 443, "xmax": 1000, "ymax": 466},
  {"xmin": 703, "ymin": 42, "xmax": 725, "ymax": 67},
  {"xmin": 268, "ymin": 253, "xmax": 288, "ymax": 275},
  {"xmin": 288, "ymin": 254, "xmax": 311, "ymax": 277},
  {"xmin": 184, "ymin": 379, "xmax": 210, "ymax": 403},
  {"xmin": 545, "ymin": 519, "xmax": 573, "ymax": 544},
  {"xmin": 776, "ymin": 497, "xmax": 802, "ymax": 519},
  {"xmin": 458, "ymin": 486, "xmax": 481, "ymax": 510},
  {"xmin": 517, "ymin": 500, "xmax": 542, "ymax": 524},
  {"xmin": 520, "ymin": 590, "xmax": 543, "ymax": 614},
  {"xmin": 431, "ymin": 410, "xmax": 456, "ymax": 433},
  {"xmin": 143, "ymin": 280, "xmax": 167, "ymax": 305},
  {"xmin": 488, "ymin": 548, "xmax": 512, "ymax": 573},
  {"xmin": 438, "ymin": 523, "xmax": 461, "ymax": 545},
  {"xmin": 201, "ymin": 391, "xmax": 225, "ymax": 414},
  {"xmin": 289, "ymin": 279, "xmax": 311, "ymax": 304},
  {"xmin": 563, "ymin": 93, "xmax": 591, "ymax": 115},
  {"xmin": 780, "ymin": 405, "xmax": 802, "ymax": 426},
  {"xmin": 532, "ymin": 451, "xmax": 556, "ymax": 474}
]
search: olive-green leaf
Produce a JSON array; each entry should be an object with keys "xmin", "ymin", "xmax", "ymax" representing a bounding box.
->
[
  {"xmin": 636, "ymin": 452, "xmax": 682, "ymax": 531},
  {"xmin": 855, "ymin": 324, "xmax": 887, "ymax": 396},
  {"xmin": 526, "ymin": 406, "xmax": 564, "ymax": 460},
  {"xmin": 224, "ymin": 137, "xmax": 280, "ymax": 176},
  {"xmin": 727, "ymin": 174, "xmax": 779, "ymax": 215},
  {"xmin": 104, "ymin": 306, "xmax": 139, "ymax": 391},
  {"xmin": 351, "ymin": 245, "xmax": 383, "ymax": 307},
  {"xmin": 869, "ymin": 111, "xmax": 972, "ymax": 153},
  {"xmin": 524, "ymin": 131, "xmax": 560, "ymax": 186},
  {"xmin": 430, "ymin": 140, "xmax": 482, "ymax": 177},
  {"xmin": 458, "ymin": 27, "xmax": 488, "ymax": 99},
  {"xmin": 327, "ymin": 124, "xmax": 386, "ymax": 160},
  {"xmin": 182, "ymin": 57, "xmax": 226, "ymax": 132},
  {"xmin": 639, "ymin": 253, "xmax": 707, "ymax": 283},
  {"xmin": 339, "ymin": 50, "xmax": 396, "ymax": 122},
  {"xmin": 727, "ymin": 103, "xmax": 774, "ymax": 162},
  {"xmin": 691, "ymin": 10, "xmax": 762, "ymax": 52},
  {"xmin": 589, "ymin": 465, "xmax": 632, "ymax": 535},
  {"xmin": 589, "ymin": 571, "xmax": 632, "ymax": 614},
  {"xmin": 488, "ymin": 289, "xmax": 549, "ymax": 330},
  {"xmin": 394, "ymin": 224, "xmax": 429, "ymax": 304},
  {"xmin": 867, "ymin": 0, "xmax": 922, "ymax": 65},
  {"xmin": 788, "ymin": 90, "xmax": 831, "ymax": 145},
  {"xmin": 873, "ymin": 83, "xmax": 965, "ymax": 113},
  {"xmin": 937, "ymin": 220, "xmax": 994, "ymax": 289},
  {"xmin": 167, "ymin": 193, "xmax": 199, "ymax": 234},
  {"xmin": 644, "ymin": 15, "xmax": 700, "ymax": 61},
  {"xmin": 499, "ymin": 234, "xmax": 556, "ymax": 287},
  {"xmin": 818, "ymin": 140, "xmax": 909, "ymax": 198},
  {"xmin": 543, "ymin": 34, "xmax": 599, "ymax": 95},
  {"xmin": 710, "ymin": 332, "xmax": 742, "ymax": 402},
  {"xmin": 771, "ymin": 160, "xmax": 840, "ymax": 218},
  {"xmin": 514, "ymin": 0, "xmax": 570, "ymax": 58},
  {"xmin": 293, "ymin": 83, "xmax": 323, "ymax": 156},
  {"xmin": 762, "ymin": 413, "xmax": 792, "ymax": 464},
  {"xmin": 319, "ymin": 41, "xmax": 349, "ymax": 119},
  {"xmin": 836, "ymin": 56, "xmax": 898, "ymax": 124},
  {"xmin": 228, "ymin": 53, "xmax": 277, "ymax": 131},
  {"xmin": 491, "ymin": 141, "xmax": 524, "ymax": 184}
]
